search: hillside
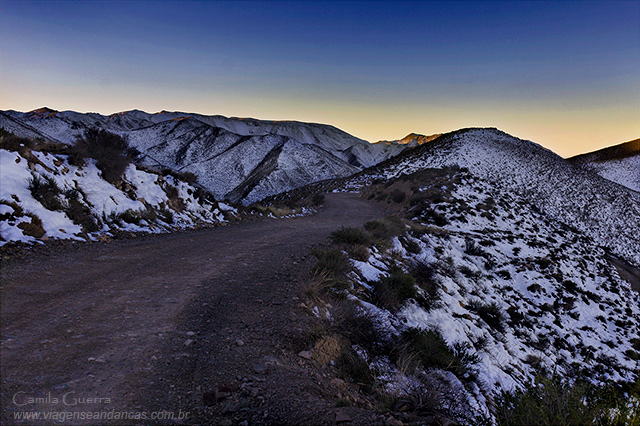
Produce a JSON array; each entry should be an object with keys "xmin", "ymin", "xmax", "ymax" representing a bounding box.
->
[
  {"xmin": 0, "ymin": 134, "xmax": 236, "ymax": 247},
  {"xmin": 289, "ymin": 166, "xmax": 639, "ymax": 424},
  {"xmin": 342, "ymin": 128, "xmax": 640, "ymax": 266},
  {"xmin": 568, "ymin": 139, "xmax": 640, "ymax": 192},
  {"xmin": 0, "ymin": 108, "xmax": 405, "ymax": 203}
]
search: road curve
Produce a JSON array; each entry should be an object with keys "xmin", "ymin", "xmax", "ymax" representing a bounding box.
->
[{"xmin": 1, "ymin": 193, "xmax": 385, "ymax": 425}]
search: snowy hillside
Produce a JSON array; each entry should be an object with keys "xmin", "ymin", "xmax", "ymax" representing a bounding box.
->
[
  {"xmin": 568, "ymin": 139, "xmax": 640, "ymax": 193},
  {"xmin": 0, "ymin": 108, "xmax": 405, "ymax": 203},
  {"xmin": 0, "ymin": 141, "xmax": 235, "ymax": 246},
  {"xmin": 344, "ymin": 128, "xmax": 640, "ymax": 266},
  {"xmin": 311, "ymin": 167, "xmax": 639, "ymax": 423}
]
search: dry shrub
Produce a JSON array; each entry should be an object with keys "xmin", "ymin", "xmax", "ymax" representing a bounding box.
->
[{"xmin": 17, "ymin": 214, "xmax": 45, "ymax": 238}]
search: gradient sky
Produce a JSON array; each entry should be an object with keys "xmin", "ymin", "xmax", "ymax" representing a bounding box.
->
[{"xmin": 1, "ymin": 1, "xmax": 638, "ymax": 157}]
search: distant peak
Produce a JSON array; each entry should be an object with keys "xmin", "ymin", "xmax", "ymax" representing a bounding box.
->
[{"xmin": 27, "ymin": 107, "xmax": 58, "ymax": 118}]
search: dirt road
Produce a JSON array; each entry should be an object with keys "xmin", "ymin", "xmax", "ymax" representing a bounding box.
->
[{"xmin": 1, "ymin": 193, "xmax": 385, "ymax": 425}]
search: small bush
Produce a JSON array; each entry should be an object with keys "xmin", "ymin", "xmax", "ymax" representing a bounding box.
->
[
  {"xmin": 312, "ymin": 248, "xmax": 351, "ymax": 277},
  {"xmin": 28, "ymin": 175, "xmax": 64, "ymax": 211},
  {"xmin": 400, "ymin": 328, "xmax": 477, "ymax": 382},
  {"xmin": 468, "ymin": 300, "xmax": 505, "ymax": 333},
  {"xmin": 535, "ymin": 257, "xmax": 553, "ymax": 270},
  {"xmin": 364, "ymin": 220, "xmax": 390, "ymax": 241},
  {"xmin": 399, "ymin": 235, "xmax": 421, "ymax": 254},
  {"xmin": 178, "ymin": 171, "xmax": 198, "ymax": 184},
  {"xmin": 496, "ymin": 269, "xmax": 512, "ymax": 280},
  {"xmin": 464, "ymin": 238, "xmax": 485, "ymax": 256},
  {"xmin": 65, "ymin": 199, "xmax": 100, "ymax": 232},
  {"xmin": 157, "ymin": 208, "xmax": 174, "ymax": 224},
  {"xmin": 345, "ymin": 244, "xmax": 370, "ymax": 261},
  {"xmin": 331, "ymin": 302, "xmax": 393, "ymax": 356},
  {"xmin": 331, "ymin": 226, "xmax": 371, "ymax": 246},
  {"xmin": 420, "ymin": 208, "xmax": 449, "ymax": 226},
  {"xmin": 120, "ymin": 209, "xmax": 142, "ymax": 225},
  {"xmin": 72, "ymin": 128, "xmax": 135, "ymax": 184},
  {"xmin": 17, "ymin": 214, "xmax": 45, "ymax": 238},
  {"xmin": 411, "ymin": 262, "xmax": 441, "ymax": 311},
  {"xmin": 371, "ymin": 266, "xmax": 417, "ymax": 311},
  {"xmin": 337, "ymin": 348, "xmax": 377, "ymax": 393}
]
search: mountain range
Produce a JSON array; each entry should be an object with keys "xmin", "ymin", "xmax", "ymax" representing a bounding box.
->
[
  {"xmin": 0, "ymin": 108, "xmax": 404, "ymax": 203},
  {"xmin": 1, "ymin": 108, "xmax": 638, "ymax": 264}
]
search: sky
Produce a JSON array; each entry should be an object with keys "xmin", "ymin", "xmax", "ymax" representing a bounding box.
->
[{"xmin": 0, "ymin": 1, "xmax": 638, "ymax": 157}]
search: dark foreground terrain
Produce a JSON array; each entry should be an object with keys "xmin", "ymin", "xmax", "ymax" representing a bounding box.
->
[{"xmin": 1, "ymin": 193, "xmax": 386, "ymax": 425}]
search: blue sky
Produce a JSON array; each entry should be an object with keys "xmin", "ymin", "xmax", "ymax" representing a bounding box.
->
[{"xmin": 1, "ymin": 0, "xmax": 638, "ymax": 156}]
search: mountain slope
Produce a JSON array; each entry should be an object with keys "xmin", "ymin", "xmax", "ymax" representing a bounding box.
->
[
  {"xmin": 0, "ymin": 140, "xmax": 235, "ymax": 246},
  {"xmin": 1, "ymin": 108, "xmax": 404, "ymax": 203},
  {"xmin": 568, "ymin": 139, "xmax": 640, "ymax": 192},
  {"xmin": 376, "ymin": 132, "xmax": 442, "ymax": 147},
  {"xmin": 344, "ymin": 128, "xmax": 640, "ymax": 266},
  {"xmin": 319, "ymin": 168, "xmax": 640, "ymax": 423}
]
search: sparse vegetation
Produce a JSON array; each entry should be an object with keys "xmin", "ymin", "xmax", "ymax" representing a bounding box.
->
[
  {"xmin": 399, "ymin": 328, "xmax": 478, "ymax": 383},
  {"xmin": 495, "ymin": 375, "xmax": 640, "ymax": 426},
  {"xmin": 71, "ymin": 128, "xmax": 136, "ymax": 184},
  {"xmin": 17, "ymin": 213, "xmax": 45, "ymax": 238},
  {"xmin": 330, "ymin": 226, "xmax": 371, "ymax": 246},
  {"xmin": 311, "ymin": 248, "xmax": 351, "ymax": 277},
  {"xmin": 28, "ymin": 175, "xmax": 64, "ymax": 211},
  {"xmin": 65, "ymin": 199, "xmax": 100, "ymax": 232},
  {"xmin": 371, "ymin": 266, "xmax": 417, "ymax": 311}
]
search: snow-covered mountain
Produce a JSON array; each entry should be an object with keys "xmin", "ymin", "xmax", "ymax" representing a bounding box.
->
[
  {"xmin": 343, "ymin": 128, "xmax": 640, "ymax": 266},
  {"xmin": 281, "ymin": 133, "xmax": 640, "ymax": 421},
  {"xmin": 0, "ymin": 108, "xmax": 405, "ymax": 203},
  {"xmin": 320, "ymin": 168, "xmax": 639, "ymax": 423},
  {"xmin": 0, "ymin": 142, "xmax": 236, "ymax": 246},
  {"xmin": 568, "ymin": 138, "xmax": 640, "ymax": 193}
]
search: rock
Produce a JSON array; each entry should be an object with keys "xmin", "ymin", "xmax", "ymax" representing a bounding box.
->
[
  {"xmin": 184, "ymin": 339, "xmax": 194, "ymax": 347},
  {"xmin": 202, "ymin": 390, "xmax": 218, "ymax": 406},
  {"xmin": 186, "ymin": 331, "xmax": 195, "ymax": 336},
  {"xmin": 330, "ymin": 378, "xmax": 346, "ymax": 390},
  {"xmin": 222, "ymin": 401, "xmax": 240, "ymax": 413},
  {"xmin": 298, "ymin": 350, "xmax": 313, "ymax": 360},
  {"xmin": 253, "ymin": 361, "xmax": 267, "ymax": 373},
  {"xmin": 313, "ymin": 336, "xmax": 342, "ymax": 365},
  {"xmin": 263, "ymin": 356, "xmax": 278, "ymax": 365},
  {"xmin": 385, "ymin": 417, "xmax": 403, "ymax": 426},
  {"xmin": 236, "ymin": 339, "xmax": 245, "ymax": 346},
  {"xmin": 335, "ymin": 410, "xmax": 352, "ymax": 423}
]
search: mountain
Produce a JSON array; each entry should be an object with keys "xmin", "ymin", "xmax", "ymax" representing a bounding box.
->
[
  {"xmin": 0, "ymin": 108, "xmax": 405, "ymax": 203},
  {"xmin": 342, "ymin": 128, "xmax": 640, "ymax": 266},
  {"xmin": 568, "ymin": 138, "xmax": 640, "ymax": 192},
  {"xmin": 0, "ymin": 139, "xmax": 236, "ymax": 246},
  {"xmin": 316, "ymin": 167, "xmax": 640, "ymax": 423},
  {"xmin": 275, "ymin": 132, "xmax": 640, "ymax": 422},
  {"xmin": 376, "ymin": 132, "xmax": 442, "ymax": 147}
]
